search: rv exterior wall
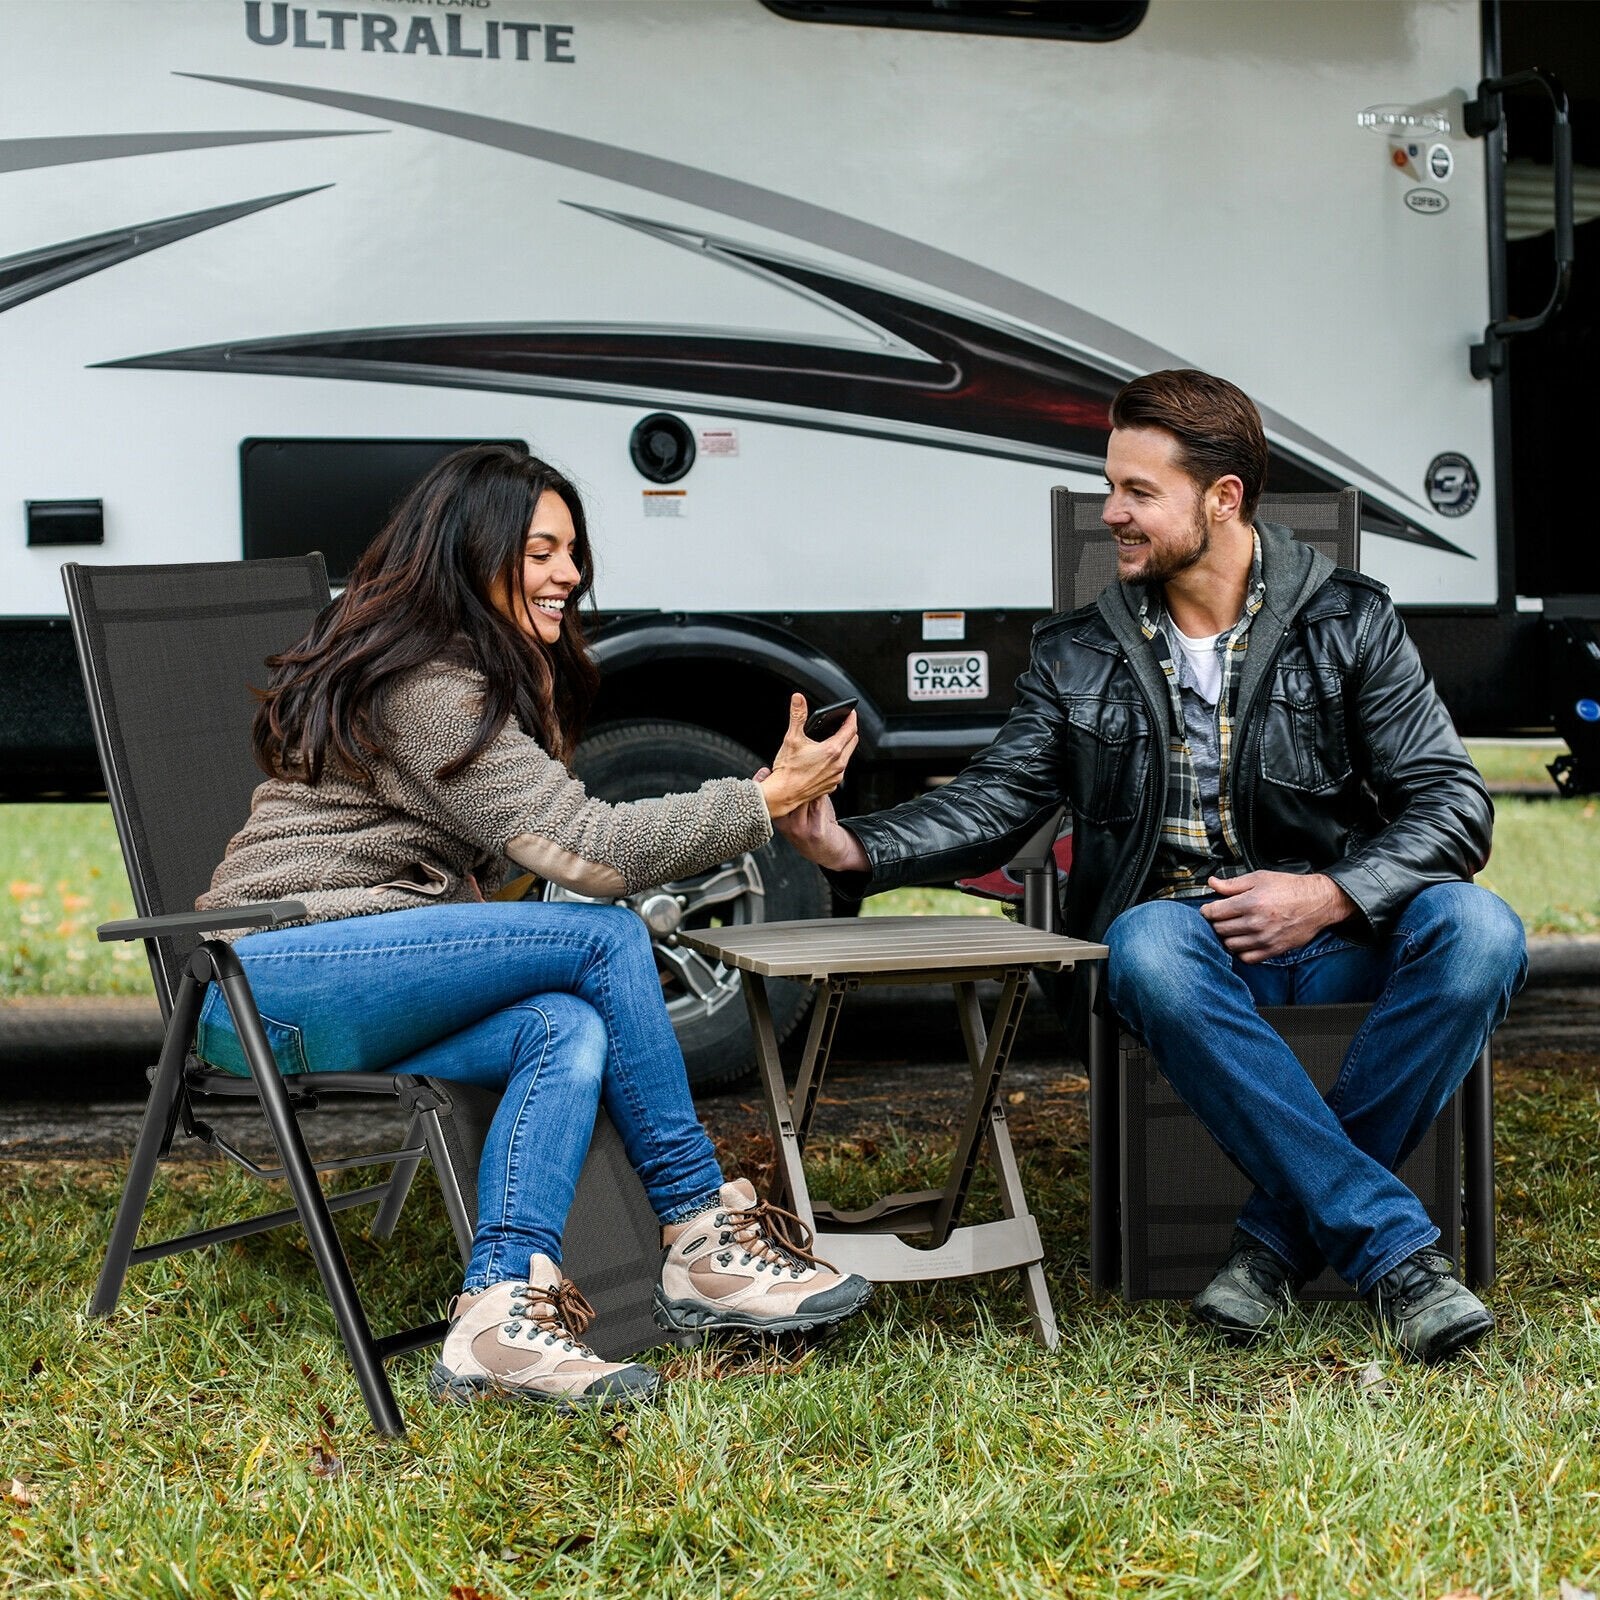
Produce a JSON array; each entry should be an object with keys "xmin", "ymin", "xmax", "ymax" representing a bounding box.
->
[{"xmin": 2, "ymin": 0, "xmax": 1505, "ymax": 796}]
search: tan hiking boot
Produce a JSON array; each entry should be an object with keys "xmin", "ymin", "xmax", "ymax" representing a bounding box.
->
[
  {"xmin": 428, "ymin": 1257, "xmax": 658, "ymax": 1410},
  {"xmin": 655, "ymin": 1179, "xmax": 873, "ymax": 1336}
]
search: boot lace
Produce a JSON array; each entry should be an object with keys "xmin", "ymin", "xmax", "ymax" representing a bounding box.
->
[
  {"xmin": 508, "ymin": 1276, "xmax": 599, "ymax": 1354},
  {"xmin": 722, "ymin": 1195, "xmax": 838, "ymax": 1278}
]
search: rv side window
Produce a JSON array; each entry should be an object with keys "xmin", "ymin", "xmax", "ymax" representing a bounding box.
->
[
  {"xmin": 240, "ymin": 439, "xmax": 525, "ymax": 583},
  {"xmin": 759, "ymin": 0, "xmax": 1146, "ymax": 41}
]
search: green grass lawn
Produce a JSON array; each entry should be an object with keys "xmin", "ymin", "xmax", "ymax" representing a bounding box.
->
[
  {"xmin": 3, "ymin": 1047, "xmax": 1598, "ymax": 1598},
  {"xmin": 4, "ymin": 751, "xmax": 1595, "ymax": 998}
]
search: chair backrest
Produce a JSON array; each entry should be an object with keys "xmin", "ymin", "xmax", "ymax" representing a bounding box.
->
[
  {"xmin": 1049, "ymin": 486, "xmax": 1361, "ymax": 614},
  {"xmin": 62, "ymin": 556, "xmax": 331, "ymax": 1017}
]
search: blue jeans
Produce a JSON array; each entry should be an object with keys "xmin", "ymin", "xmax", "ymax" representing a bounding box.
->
[
  {"xmin": 194, "ymin": 903, "xmax": 726, "ymax": 1291},
  {"xmin": 1106, "ymin": 882, "xmax": 1526, "ymax": 1293}
]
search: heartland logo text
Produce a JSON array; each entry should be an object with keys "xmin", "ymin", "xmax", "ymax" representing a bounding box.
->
[{"xmin": 245, "ymin": 3, "xmax": 576, "ymax": 61}]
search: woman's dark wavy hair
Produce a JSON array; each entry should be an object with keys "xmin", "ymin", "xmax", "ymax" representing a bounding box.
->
[{"xmin": 252, "ymin": 443, "xmax": 599, "ymax": 784}]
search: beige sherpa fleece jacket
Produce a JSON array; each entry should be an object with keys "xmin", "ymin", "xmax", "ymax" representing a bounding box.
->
[{"xmin": 197, "ymin": 661, "xmax": 772, "ymax": 933}]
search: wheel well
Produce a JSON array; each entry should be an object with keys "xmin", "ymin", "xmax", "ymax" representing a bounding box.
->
[{"xmin": 587, "ymin": 655, "xmax": 822, "ymax": 769}]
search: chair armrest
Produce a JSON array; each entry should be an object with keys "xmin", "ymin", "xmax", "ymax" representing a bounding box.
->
[
  {"xmin": 97, "ymin": 901, "xmax": 308, "ymax": 942},
  {"xmin": 1006, "ymin": 808, "xmax": 1068, "ymax": 872}
]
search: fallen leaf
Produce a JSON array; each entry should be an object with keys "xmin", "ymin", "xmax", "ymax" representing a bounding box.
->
[
  {"xmin": 1007, "ymin": 1090, "xmax": 1027, "ymax": 1104},
  {"xmin": 6, "ymin": 1479, "xmax": 35, "ymax": 1509},
  {"xmin": 448, "ymin": 1587, "xmax": 500, "ymax": 1600},
  {"xmin": 26, "ymin": 1360, "xmax": 43, "ymax": 1380},
  {"xmin": 1358, "ymin": 1361, "xmax": 1390, "ymax": 1398},
  {"xmin": 550, "ymin": 1532, "xmax": 594, "ymax": 1555},
  {"xmin": 308, "ymin": 1444, "xmax": 343, "ymax": 1479},
  {"xmin": 7, "ymin": 882, "xmax": 41, "ymax": 902},
  {"xmin": 606, "ymin": 1421, "xmax": 629, "ymax": 1446},
  {"xmin": 1559, "ymin": 1582, "xmax": 1597, "ymax": 1600}
]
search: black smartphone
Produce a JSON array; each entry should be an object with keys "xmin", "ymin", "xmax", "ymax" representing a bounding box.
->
[{"xmin": 803, "ymin": 697, "xmax": 859, "ymax": 740}]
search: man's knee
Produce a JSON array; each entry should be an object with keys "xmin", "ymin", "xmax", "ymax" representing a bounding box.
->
[
  {"xmin": 1107, "ymin": 899, "xmax": 1225, "ymax": 1016},
  {"xmin": 1400, "ymin": 882, "xmax": 1527, "ymax": 997}
]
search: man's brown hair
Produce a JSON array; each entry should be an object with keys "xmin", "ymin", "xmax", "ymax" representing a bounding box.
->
[{"xmin": 1109, "ymin": 369, "xmax": 1269, "ymax": 522}]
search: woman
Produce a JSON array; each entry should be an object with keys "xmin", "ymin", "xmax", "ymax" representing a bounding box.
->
[{"xmin": 195, "ymin": 442, "xmax": 870, "ymax": 1411}]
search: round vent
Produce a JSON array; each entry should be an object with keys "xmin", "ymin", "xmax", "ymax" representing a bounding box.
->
[{"xmin": 629, "ymin": 413, "xmax": 696, "ymax": 484}]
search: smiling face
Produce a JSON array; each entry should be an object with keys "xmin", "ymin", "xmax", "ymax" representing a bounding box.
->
[
  {"xmin": 1102, "ymin": 426, "xmax": 1214, "ymax": 586},
  {"xmin": 491, "ymin": 489, "xmax": 583, "ymax": 646}
]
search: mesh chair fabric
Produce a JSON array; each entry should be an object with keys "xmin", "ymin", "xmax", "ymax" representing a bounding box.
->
[
  {"xmin": 65, "ymin": 557, "xmax": 329, "ymax": 1015},
  {"xmin": 1050, "ymin": 487, "xmax": 1360, "ymax": 614},
  {"xmin": 425, "ymin": 1088, "xmax": 670, "ymax": 1360},
  {"xmin": 1122, "ymin": 1005, "xmax": 1461, "ymax": 1298}
]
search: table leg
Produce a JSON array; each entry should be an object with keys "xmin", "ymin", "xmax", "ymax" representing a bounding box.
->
[
  {"xmin": 933, "ymin": 973, "xmax": 1027, "ymax": 1245},
  {"xmin": 792, "ymin": 980, "xmax": 848, "ymax": 1153},
  {"xmin": 741, "ymin": 971, "xmax": 815, "ymax": 1228}
]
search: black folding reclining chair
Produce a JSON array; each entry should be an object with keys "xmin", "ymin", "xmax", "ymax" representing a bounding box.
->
[
  {"xmin": 1021, "ymin": 490, "xmax": 1494, "ymax": 1299},
  {"xmin": 64, "ymin": 555, "xmax": 667, "ymax": 1437}
]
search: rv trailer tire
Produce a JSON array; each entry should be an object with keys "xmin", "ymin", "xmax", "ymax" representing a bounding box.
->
[{"xmin": 546, "ymin": 720, "xmax": 830, "ymax": 1094}]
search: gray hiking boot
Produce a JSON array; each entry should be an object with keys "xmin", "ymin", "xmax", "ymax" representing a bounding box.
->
[
  {"xmin": 655, "ymin": 1179, "xmax": 873, "ymax": 1336},
  {"xmin": 1192, "ymin": 1228, "xmax": 1304, "ymax": 1343},
  {"xmin": 429, "ymin": 1258, "xmax": 659, "ymax": 1410},
  {"xmin": 1367, "ymin": 1248, "xmax": 1494, "ymax": 1363}
]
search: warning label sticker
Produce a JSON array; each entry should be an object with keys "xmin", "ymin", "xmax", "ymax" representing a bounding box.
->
[
  {"xmin": 642, "ymin": 491, "xmax": 686, "ymax": 518},
  {"xmin": 907, "ymin": 650, "xmax": 988, "ymax": 702}
]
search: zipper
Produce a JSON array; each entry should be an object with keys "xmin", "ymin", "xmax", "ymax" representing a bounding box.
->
[{"xmin": 1226, "ymin": 621, "xmax": 1294, "ymax": 873}]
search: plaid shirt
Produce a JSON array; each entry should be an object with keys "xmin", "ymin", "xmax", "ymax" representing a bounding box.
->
[{"xmin": 1137, "ymin": 532, "xmax": 1266, "ymax": 900}]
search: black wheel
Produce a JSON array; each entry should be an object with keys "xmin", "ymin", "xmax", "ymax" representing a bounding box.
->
[{"xmin": 543, "ymin": 720, "xmax": 830, "ymax": 1093}]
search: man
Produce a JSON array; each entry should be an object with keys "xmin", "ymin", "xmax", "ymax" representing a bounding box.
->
[{"xmin": 780, "ymin": 368, "xmax": 1526, "ymax": 1363}]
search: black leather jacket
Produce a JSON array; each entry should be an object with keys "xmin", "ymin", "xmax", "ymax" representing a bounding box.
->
[{"xmin": 844, "ymin": 521, "xmax": 1493, "ymax": 943}]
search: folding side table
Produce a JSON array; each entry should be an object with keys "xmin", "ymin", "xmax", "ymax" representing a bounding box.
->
[{"xmin": 679, "ymin": 916, "xmax": 1108, "ymax": 1348}]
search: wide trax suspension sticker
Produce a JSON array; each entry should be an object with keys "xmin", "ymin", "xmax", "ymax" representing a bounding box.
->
[{"xmin": 907, "ymin": 650, "xmax": 989, "ymax": 702}]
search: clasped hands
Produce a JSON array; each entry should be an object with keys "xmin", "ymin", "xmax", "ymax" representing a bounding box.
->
[
  {"xmin": 1201, "ymin": 871, "xmax": 1357, "ymax": 962},
  {"xmin": 754, "ymin": 694, "xmax": 862, "ymax": 826}
]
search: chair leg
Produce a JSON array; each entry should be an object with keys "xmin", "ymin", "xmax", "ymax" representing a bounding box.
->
[
  {"xmin": 90, "ymin": 969, "xmax": 206, "ymax": 1318},
  {"xmin": 1463, "ymin": 1042, "xmax": 1495, "ymax": 1290},
  {"xmin": 368, "ymin": 1110, "xmax": 427, "ymax": 1243},
  {"xmin": 1085, "ymin": 966, "xmax": 1120, "ymax": 1291},
  {"xmin": 419, "ymin": 1105, "xmax": 478, "ymax": 1266},
  {"xmin": 208, "ymin": 948, "xmax": 407, "ymax": 1437}
]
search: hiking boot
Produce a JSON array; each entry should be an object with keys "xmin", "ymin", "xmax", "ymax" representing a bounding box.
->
[
  {"xmin": 655, "ymin": 1179, "xmax": 873, "ymax": 1336},
  {"xmin": 1367, "ymin": 1248, "xmax": 1493, "ymax": 1364},
  {"xmin": 1191, "ymin": 1228, "xmax": 1304, "ymax": 1344},
  {"xmin": 428, "ymin": 1257, "xmax": 658, "ymax": 1410}
]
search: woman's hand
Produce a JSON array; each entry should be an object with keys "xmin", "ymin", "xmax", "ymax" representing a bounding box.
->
[{"xmin": 756, "ymin": 694, "xmax": 858, "ymax": 820}]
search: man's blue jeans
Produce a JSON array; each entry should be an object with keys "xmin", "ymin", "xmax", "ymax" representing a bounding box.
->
[
  {"xmin": 1106, "ymin": 883, "xmax": 1526, "ymax": 1293},
  {"xmin": 194, "ymin": 903, "xmax": 727, "ymax": 1292}
]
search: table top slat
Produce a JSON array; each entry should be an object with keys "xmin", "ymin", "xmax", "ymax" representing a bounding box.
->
[{"xmin": 679, "ymin": 917, "xmax": 1109, "ymax": 979}]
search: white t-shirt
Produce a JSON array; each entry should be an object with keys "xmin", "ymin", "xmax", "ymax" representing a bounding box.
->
[{"xmin": 1171, "ymin": 623, "xmax": 1225, "ymax": 705}]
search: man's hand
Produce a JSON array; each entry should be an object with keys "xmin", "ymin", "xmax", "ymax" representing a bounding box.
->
[
  {"xmin": 753, "ymin": 771, "xmax": 870, "ymax": 873},
  {"xmin": 1201, "ymin": 871, "xmax": 1355, "ymax": 963}
]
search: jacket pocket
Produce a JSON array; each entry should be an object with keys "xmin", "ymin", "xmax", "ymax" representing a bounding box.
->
[
  {"xmin": 1259, "ymin": 669, "xmax": 1350, "ymax": 795},
  {"xmin": 1065, "ymin": 698, "xmax": 1147, "ymax": 824},
  {"xmin": 370, "ymin": 861, "xmax": 452, "ymax": 898}
]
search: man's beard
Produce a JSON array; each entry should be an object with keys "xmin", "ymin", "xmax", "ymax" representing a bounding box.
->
[{"xmin": 1133, "ymin": 497, "xmax": 1210, "ymax": 585}]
